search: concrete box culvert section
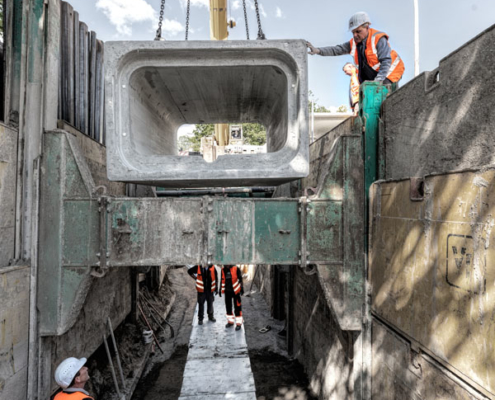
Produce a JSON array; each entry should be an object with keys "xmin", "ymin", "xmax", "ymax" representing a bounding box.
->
[{"xmin": 104, "ymin": 40, "xmax": 309, "ymax": 187}]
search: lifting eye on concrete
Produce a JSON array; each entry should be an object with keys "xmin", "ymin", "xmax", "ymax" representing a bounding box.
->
[
  {"xmin": 104, "ymin": 40, "xmax": 309, "ymax": 188},
  {"xmin": 410, "ymin": 177, "xmax": 424, "ymax": 201}
]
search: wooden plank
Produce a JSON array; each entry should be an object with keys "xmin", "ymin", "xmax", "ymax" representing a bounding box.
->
[
  {"xmin": 79, "ymin": 22, "xmax": 89, "ymax": 135},
  {"xmin": 73, "ymin": 11, "xmax": 80, "ymax": 130},
  {"xmin": 94, "ymin": 39, "xmax": 104, "ymax": 143},
  {"xmin": 88, "ymin": 31, "xmax": 97, "ymax": 139},
  {"xmin": 60, "ymin": 1, "xmax": 74, "ymax": 124}
]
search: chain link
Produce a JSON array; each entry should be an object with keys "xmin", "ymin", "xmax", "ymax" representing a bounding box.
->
[
  {"xmin": 154, "ymin": 0, "xmax": 166, "ymax": 40},
  {"xmin": 253, "ymin": 0, "xmax": 266, "ymax": 40},
  {"xmin": 242, "ymin": 0, "xmax": 250, "ymax": 40},
  {"xmin": 185, "ymin": 0, "xmax": 191, "ymax": 40}
]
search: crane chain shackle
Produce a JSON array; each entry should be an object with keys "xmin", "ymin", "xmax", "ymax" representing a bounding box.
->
[
  {"xmin": 155, "ymin": 0, "xmax": 166, "ymax": 40},
  {"xmin": 253, "ymin": 0, "xmax": 265, "ymax": 40}
]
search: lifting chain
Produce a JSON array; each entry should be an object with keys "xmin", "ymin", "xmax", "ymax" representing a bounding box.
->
[
  {"xmin": 253, "ymin": 0, "xmax": 266, "ymax": 40},
  {"xmin": 242, "ymin": 0, "xmax": 250, "ymax": 40},
  {"xmin": 154, "ymin": 0, "xmax": 167, "ymax": 40},
  {"xmin": 185, "ymin": 0, "xmax": 191, "ymax": 40}
]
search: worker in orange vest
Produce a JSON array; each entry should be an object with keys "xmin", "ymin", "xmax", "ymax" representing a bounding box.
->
[
  {"xmin": 52, "ymin": 357, "xmax": 93, "ymax": 400},
  {"xmin": 219, "ymin": 265, "xmax": 244, "ymax": 331},
  {"xmin": 188, "ymin": 264, "xmax": 219, "ymax": 325},
  {"xmin": 343, "ymin": 62, "xmax": 360, "ymax": 114},
  {"xmin": 307, "ymin": 12, "xmax": 404, "ymax": 86}
]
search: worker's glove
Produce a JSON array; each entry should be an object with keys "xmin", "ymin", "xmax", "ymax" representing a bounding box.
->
[
  {"xmin": 214, "ymin": 291, "xmax": 217, "ymax": 296},
  {"xmin": 218, "ymin": 291, "xmax": 222, "ymax": 298},
  {"xmin": 241, "ymin": 288, "xmax": 245, "ymax": 296},
  {"xmin": 306, "ymin": 41, "xmax": 320, "ymax": 55}
]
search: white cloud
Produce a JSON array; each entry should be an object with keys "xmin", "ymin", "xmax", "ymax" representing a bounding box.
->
[
  {"xmin": 180, "ymin": 0, "xmax": 209, "ymax": 8},
  {"xmin": 162, "ymin": 19, "xmax": 185, "ymax": 37},
  {"xmin": 96, "ymin": 0, "xmax": 156, "ymax": 36},
  {"xmin": 275, "ymin": 6, "xmax": 284, "ymax": 18},
  {"xmin": 259, "ymin": 4, "xmax": 267, "ymax": 18}
]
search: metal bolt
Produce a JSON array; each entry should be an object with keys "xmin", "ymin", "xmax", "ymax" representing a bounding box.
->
[
  {"xmin": 122, "ymin": 132, "xmax": 127, "ymax": 137},
  {"xmin": 96, "ymin": 261, "xmax": 100, "ymax": 266},
  {"xmin": 208, "ymin": 252, "xmax": 212, "ymax": 256},
  {"xmin": 96, "ymin": 252, "xmax": 101, "ymax": 258},
  {"xmin": 106, "ymin": 252, "xmax": 110, "ymax": 257},
  {"xmin": 306, "ymin": 260, "xmax": 310, "ymax": 265},
  {"xmin": 122, "ymin": 85, "xmax": 126, "ymax": 88},
  {"xmin": 298, "ymin": 251, "xmax": 301, "ymax": 256}
]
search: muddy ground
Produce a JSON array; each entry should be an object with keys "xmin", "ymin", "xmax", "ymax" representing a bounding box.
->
[{"xmin": 131, "ymin": 267, "xmax": 317, "ymax": 400}]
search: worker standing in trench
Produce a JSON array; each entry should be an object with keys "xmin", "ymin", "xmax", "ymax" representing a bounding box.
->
[
  {"xmin": 307, "ymin": 11, "xmax": 405, "ymax": 87},
  {"xmin": 188, "ymin": 264, "xmax": 219, "ymax": 325},
  {"xmin": 52, "ymin": 357, "xmax": 94, "ymax": 400},
  {"xmin": 219, "ymin": 265, "xmax": 245, "ymax": 331}
]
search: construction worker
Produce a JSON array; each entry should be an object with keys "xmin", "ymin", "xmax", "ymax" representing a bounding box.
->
[
  {"xmin": 343, "ymin": 62, "xmax": 360, "ymax": 114},
  {"xmin": 219, "ymin": 265, "xmax": 244, "ymax": 331},
  {"xmin": 188, "ymin": 264, "xmax": 218, "ymax": 325},
  {"xmin": 307, "ymin": 12, "xmax": 405, "ymax": 86},
  {"xmin": 52, "ymin": 357, "xmax": 93, "ymax": 399}
]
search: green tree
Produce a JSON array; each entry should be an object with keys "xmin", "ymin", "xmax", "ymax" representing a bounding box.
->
[
  {"xmin": 336, "ymin": 104, "xmax": 349, "ymax": 113},
  {"xmin": 308, "ymin": 90, "xmax": 330, "ymax": 113},
  {"xmin": 242, "ymin": 123, "xmax": 266, "ymax": 146}
]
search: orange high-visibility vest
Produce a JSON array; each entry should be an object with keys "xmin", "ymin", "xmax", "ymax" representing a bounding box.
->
[
  {"xmin": 54, "ymin": 391, "xmax": 94, "ymax": 400},
  {"xmin": 221, "ymin": 266, "xmax": 241, "ymax": 295},
  {"xmin": 350, "ymin": 68, "xmax": 360, "ymax": 108},
  {"xmin": 349, "ymin": 28, "xmax": 404, "ymax": 83},
  {"xmin": 195, "ymin": 266, "xmax": 216, "ymax": 293}
]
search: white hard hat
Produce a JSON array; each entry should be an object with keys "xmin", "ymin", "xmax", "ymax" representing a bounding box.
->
[
  {"xmin": 54, "ymin": 357, "xmax": 87, "ymax": 389},
  {"xmin": 348, "ymin": 12, "xmax": 370, "ymax": 31}
]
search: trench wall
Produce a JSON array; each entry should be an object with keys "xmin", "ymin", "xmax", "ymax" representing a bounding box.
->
[
  {"xmin": 0, "ymin": 123, "xmax": 29, "ymax": 400},
  {"xmin": 382, "ymin": 23, "xmax": 495, "ymax": 180},
  {"xmin": 370, "ymin": 22, "xmax": 495, "ymax": 400},
  {"xmin": 0, "ymin": 266, "xmax": 29, "ymax": 400},
  {"xmin": 39, "ymin": 129, "xmax": 132, "ymax": 397},
  {"xmin": 0, "ymin": 123, "xmax": 17, "ymax": 267}
]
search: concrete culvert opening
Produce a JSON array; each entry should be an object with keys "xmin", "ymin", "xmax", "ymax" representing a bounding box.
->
[
  {"xmin": 129, "ymin": 65, "xmax": 285, "ymax": 158},
  {"xmin": 105, "ymin": 40, "xmax": 309, "ymax": 187},
  {"xmin": 177, "ymin": 123, "xmax": 268, "ymax": 162}
]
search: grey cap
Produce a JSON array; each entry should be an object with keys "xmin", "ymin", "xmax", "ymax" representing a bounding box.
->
[{"xmin": 348, "ymin": 12, "xmax": 370, "ymax": 31}]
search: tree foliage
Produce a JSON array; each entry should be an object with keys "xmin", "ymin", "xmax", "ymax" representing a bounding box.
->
[
  {"xmin": 179, "ymin": 123, "xmax": 266, "ymax": 152},
  {"xmin": 242, "ymin": 123, "xmax": 266, "ymax": 146}
]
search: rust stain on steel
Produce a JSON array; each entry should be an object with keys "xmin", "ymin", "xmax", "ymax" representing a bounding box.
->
[{"xmin": 370, "ymin": 169, "xmax": 495, "ymax": 396}]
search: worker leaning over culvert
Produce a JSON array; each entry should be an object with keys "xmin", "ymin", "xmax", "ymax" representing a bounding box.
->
[
  {"xmin": 188, "ymin": 264, "xmax": 219, "ymax": 325},
  {"xmin": 307, "ymin": 11, "xmax": 405, "ymax": 86},
  {"xmin": 52, "ymin": 357, "xmax": 94, "ymax": 400},
  {"xmin": 219, "ymin": 265, "xmax": 245, "ymax": 331}
]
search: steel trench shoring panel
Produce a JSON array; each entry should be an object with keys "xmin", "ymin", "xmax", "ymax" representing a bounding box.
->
[{"xmin": 96, "ymin": 197, "xmax": 342, "ymax": 267}]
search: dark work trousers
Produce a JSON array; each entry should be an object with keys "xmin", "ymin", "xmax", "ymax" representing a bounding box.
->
[
  {"xmin": 197, "ymin": 291, "xmax": 214, "ymax": 321},
  {"xmin": 224, "ymin": 291, "xmax": 242, "ymax": 319}
]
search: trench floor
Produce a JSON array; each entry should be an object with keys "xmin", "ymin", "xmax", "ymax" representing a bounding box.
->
[{"xmin": 132, "ymin": 268, "xmax": 317, "ymax": 400}]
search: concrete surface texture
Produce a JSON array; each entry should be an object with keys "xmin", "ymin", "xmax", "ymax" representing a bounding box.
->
[
  {"xmin": 179, "ymin": 300, "xmax": 256, "ymax": 399},
  {"xmin": 371, "ymin": 320, "xmax": 489, "ymax": 400},
  {"xmin": 311, "ymin": 112, "xmax": 352, "ymax": 142},
  {"xmin": 382, "ymin": 23, "xmax": 495, "ymax": 180},
  {"xmin": 104, "ymin": 40, "xmax": 308, "ymax": 187},
  {"xmin": 0, "ymin": 266, "xmax": 30, "ymax": 400},
  {"xmin": 0, "ymin": 124, "xmax": 18, "ymax": 267},
  {"xmin": 370, "ymin": 169, "xmax": 495, "ymax": 398}
]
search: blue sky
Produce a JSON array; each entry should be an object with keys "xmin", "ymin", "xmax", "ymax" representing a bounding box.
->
[{"xmin": 69, "ymin": 0, "xmax": 495, "ymax": 110}]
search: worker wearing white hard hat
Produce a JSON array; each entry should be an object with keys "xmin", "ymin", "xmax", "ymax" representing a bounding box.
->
[
  {"xmin": 307, "ymin": 11, "xmax": 405, "ymax": 85},
  {"xmin": 52, "ymin": 357, "xmax": 94, "ymax": 400}
]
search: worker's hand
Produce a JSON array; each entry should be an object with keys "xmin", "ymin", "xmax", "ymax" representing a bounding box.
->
[{"xmin": 306, "ymin": 41, "xmax": 321, "ymax": 55}]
